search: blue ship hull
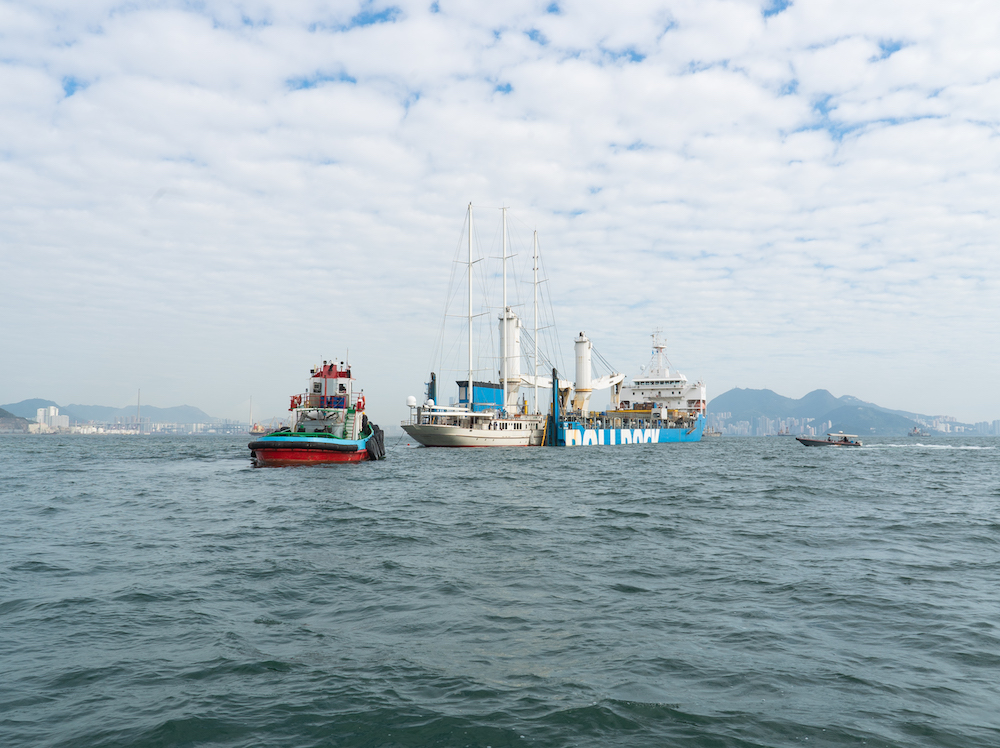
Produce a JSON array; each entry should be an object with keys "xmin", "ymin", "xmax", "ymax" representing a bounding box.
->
[{"xmin": 554, "ymin": 414, "xmax": 705, "ymax": 446}]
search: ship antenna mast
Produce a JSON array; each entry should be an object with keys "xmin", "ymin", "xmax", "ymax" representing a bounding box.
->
[
  {"xmin": 468, "ymin": 202, "xmax": 474, "ymax": 412},
  {"xmin": 501, "ymin": 205, "xmax": 508, "ymax": 417},
  {"xmin": 533, "ymin": 228, "xmax": 538, "ymax": 415}
]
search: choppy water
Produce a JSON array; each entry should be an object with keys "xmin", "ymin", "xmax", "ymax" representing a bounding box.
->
[{"xmin": 2, "ymin": 435, "xmax": 999, "ymax": 747}]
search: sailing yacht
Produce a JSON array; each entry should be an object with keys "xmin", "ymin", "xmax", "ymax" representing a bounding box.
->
[{"xmin": 402, "ymin": 204, "xmax": 548, "ymax": 447}]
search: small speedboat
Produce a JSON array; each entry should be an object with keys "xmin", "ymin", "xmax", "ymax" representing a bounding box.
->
[{"xmin": 795, "ymin": 432, "xmax": 862, "ymax": 447}]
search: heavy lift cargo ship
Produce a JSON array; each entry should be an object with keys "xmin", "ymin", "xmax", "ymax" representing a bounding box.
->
[{"xmin": 547, "ymin": 332, "xmax": 705, "ymax": 447}]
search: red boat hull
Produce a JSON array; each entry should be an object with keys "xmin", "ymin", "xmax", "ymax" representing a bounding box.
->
[{"xmin": 251, "ymin": 447, "xmax": 371, "ymax": 466}]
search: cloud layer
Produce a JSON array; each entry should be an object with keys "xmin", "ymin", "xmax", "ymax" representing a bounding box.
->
[{"xmin": 2, "ymin": 0, "xmax": 999, "ymax": 423}]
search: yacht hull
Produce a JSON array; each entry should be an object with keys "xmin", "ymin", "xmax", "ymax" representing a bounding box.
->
[{"xmin": 402, "ymin": 423, "xmax": 544, "ymax": 447}]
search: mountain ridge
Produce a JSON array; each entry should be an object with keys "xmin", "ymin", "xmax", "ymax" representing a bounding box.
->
[
  {"xmin": 0, "ymin": 407, "xmax": 31, "ymax": 433},
  {"xmin": 0, "ymin": 399, "xmax": 218, "ymax": 424},
  {"xmin": 707, "ymin": 388, "xmax": 934, "ymax": 436}
]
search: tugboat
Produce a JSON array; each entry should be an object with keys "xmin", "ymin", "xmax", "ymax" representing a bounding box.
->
[
  {"xmin": 248, "ymin": 360, "xmax": 385, "ymax": 466},
  {"xmin": 795, "ymin": 432, "xmax": 862, "ymax": 447}
]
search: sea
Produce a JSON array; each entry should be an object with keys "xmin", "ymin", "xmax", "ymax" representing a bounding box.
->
[{"xmin": 2, "ymin": 434, "xmax": 999, "ymax": 748}]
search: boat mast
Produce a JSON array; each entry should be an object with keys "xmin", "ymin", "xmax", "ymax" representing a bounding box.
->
[
  {"xmin": 501, "ymin": 206, "xmax": 508, "ymax": 416},
  {"xmin": 467, "ymin": 202, "xmax": 474, "ymax": 412},
  {"xmin": 533, "ymin": 229, "xmax": 538, "ymax": 415}
]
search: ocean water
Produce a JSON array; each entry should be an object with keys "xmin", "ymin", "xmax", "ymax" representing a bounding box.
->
[{"xmin": 2, "ymin": 435, "xmax": 999, "ymax": 748}]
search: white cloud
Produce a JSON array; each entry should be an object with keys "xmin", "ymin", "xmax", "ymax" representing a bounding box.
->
[{"xmin": 2, "ymin": 0, "xmax": 999, "ymax": 424}]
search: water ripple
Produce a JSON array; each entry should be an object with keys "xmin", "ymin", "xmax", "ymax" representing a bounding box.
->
[{"xmin": 2, "ymin": 434, "xmax": 1000, "ymax": 747}]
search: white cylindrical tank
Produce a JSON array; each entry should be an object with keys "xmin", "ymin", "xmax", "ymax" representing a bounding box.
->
[
  {"xmin": 575, "ymin": 332, "xmax": 592, "ymax": 392},
  {"xmin": 499, "ymin": 307, "xmax": 522, "ymax": 407},
  {"xmin": 573, "ymin": 332, "xmax": 593, "ymax": 415}
]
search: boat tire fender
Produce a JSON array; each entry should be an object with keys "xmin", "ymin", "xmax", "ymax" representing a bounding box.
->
[{"xmin": 366, "ymin": 425, "xmax": 386, "ymax": 460}]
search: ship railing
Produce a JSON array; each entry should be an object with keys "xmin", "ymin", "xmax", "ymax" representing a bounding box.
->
[
  {"xmin": 299, "ymin": 394, "xmax": 365, "ymax": 409},
  {"xmin": 562, "ymin": 415, "xmax": 697, "ymax": 430}
]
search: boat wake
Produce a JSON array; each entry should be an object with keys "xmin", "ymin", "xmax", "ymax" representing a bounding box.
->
[{"xmin": 871, "ymin": 443, "xmax": 995, "ymax": 450}]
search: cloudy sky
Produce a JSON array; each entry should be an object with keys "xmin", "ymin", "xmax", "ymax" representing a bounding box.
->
[{"xmin": 2, "ymin": 0, "xmax": 999, "ymax": 425}]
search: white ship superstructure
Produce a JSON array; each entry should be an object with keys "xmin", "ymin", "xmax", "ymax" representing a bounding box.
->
[{"xmin": 618, "ymin": 334, "xmax": 706, "ymax": 418}]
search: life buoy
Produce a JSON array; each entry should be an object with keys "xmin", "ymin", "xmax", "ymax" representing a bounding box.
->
[
  {"xmin": 289, "ymin": 394, "xmax": 303, "ymax": 410},
  {"xmin": 357, "ymin": 395, "xmax": 365, "ymax": 411}
]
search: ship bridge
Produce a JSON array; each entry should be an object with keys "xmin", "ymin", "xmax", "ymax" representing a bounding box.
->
[{"xmin": 619, "ymin": 333, "xmax": 706, "ymax": 414}]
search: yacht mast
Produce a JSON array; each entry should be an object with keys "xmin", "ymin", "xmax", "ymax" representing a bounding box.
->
[
  {"xmin": 533, "ymin": 229, "xmax": 538, "ymax": 415},
  {"xmin": 501, "ymin": 206, "xmax": 508, "ymax": 416},
  {"xmin": 468, "ymin": 202, "xmax": 474, "ymax": 411}
]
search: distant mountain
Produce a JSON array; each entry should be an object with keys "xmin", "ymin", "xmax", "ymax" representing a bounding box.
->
[
  {"xmin": 823, "ymin": 405, "xmax": 920, "ymax": 436},
  {"xmin": 0, "ymin": 399, "xmax": 60, "ymax": 420},
  {"xmin": 790, "ymin": 390, "xmax": 844, "ymax": 418},
  {"xmin": 837, "ymin": 395, "xmax": 929, "ymax": 423},
  {"xmin": 1, "ymin": 399, "xmax": 217, "ymax": 424},
  {"xmin": 707, "ymin": 388, "xmax": 836, "ymax": 423},
  {"xmin": 708, "ymin": 388, "xmax": 923, "ymax": 436},
  {"xmin": 63, "ymin": 404, "xmax": 216, "ymax": 424},
  {"xmin": 0, "ymin": 407, "xmax": 31, "ymax": 433}
]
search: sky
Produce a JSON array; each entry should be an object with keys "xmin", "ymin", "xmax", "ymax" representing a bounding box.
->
[{"xmin": 2, "ymin": 0, "xmax": 999, "ymax": 426}]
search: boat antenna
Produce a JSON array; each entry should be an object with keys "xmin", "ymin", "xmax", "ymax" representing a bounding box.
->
[
  {"xmin": 501, "ymin": 205, "xmax": 508, "ymax": 417},
  {"xmin": 468, "ymin": 202, "xmax": 474, "ymax": 412},
  {"xmin": 533, "ymin": 228, "xmax": 539, "ymax": 415}
]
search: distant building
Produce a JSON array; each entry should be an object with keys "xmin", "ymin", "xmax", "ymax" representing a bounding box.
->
[{"xmin": 34, "ymin": 406, "xmax": 69, "ymax": 432}]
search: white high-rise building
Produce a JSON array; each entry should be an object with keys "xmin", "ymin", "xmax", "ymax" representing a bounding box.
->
[{"xmin": 35, "ymin": 406, "xmax": 69, "ymax": 430}]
